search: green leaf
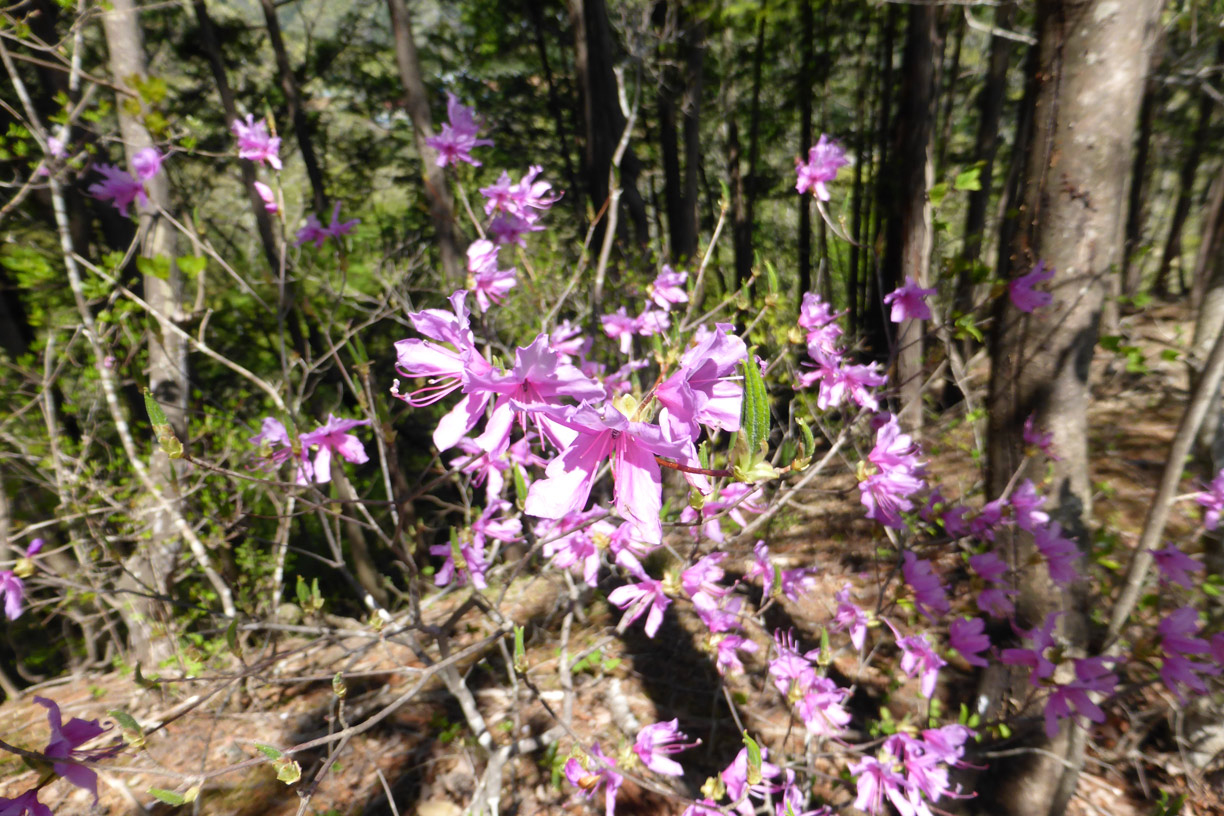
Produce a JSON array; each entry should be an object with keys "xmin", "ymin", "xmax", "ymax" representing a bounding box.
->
[
  {"xmin": 148, "ymin": 789, "xmax": 185, "ymax": 806},
  {"xmin": 225, "ymin": 619, "xmax": 241, "ymax": 658},
  {"xmin": 255, "ymin": 743, "xmax": 283, "ymax": 760},
  {"xmin": 512, "ymin": 463, "xmax": 528, "ymax": 509},
  {"xmin": 953, "ymin": 166, "xmax": 982, "ymax": 191},
  {"xmin": 274, "ymin": 756, "xmax": 302, "ymax": 785},
  {"xmin": 135, "ymin": 255, "xmax": 171, "ymax": 281},
  {"xmin": 142, "ymin": 389, "xmax": 169, "ymax": 427},
  {"xmin": 929, "ymin": 182, "xmax": 948, "ymax": 208},
  {"xmin": 742, "ymin": 732, "xmax": 762, "ymax": 785},
  {"xmin": 177, "ymin": 256, "xmax": 207, "ymax": 278},
  {"xmin": 739, "ymin": 355, "xmax": 769, "ymax": 456},
  {"xmin": 513, "ymin": 624, "xmax": 527, "ymax": 674},
  {"xmin": 765, "ymin": 260, "xmax": 779, "ymax": 295},
  {"xmin": 332, "ymin": 673, "xmax": 347, "ymax": 699}
]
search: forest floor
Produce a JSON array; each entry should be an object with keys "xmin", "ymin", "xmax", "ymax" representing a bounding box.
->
[{"xmin": 0, "ymin": 304, "xmax": 1220, "ymax": 816}]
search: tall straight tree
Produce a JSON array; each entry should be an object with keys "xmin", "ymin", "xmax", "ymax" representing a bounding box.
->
[
  {"xmin": 879, "ymin": 6, "xmax": 939, "ymax": 430},
  {"xmin": 981, "ymin": 0, "xmax": 1163, "ymax": 812},
  {"xmin": 386, "ymin": 0, "xmax": 462, "ymax": 285},
  {"xmin": 101, "ymin": 0, "xmax": 187, "ymax": 660}
]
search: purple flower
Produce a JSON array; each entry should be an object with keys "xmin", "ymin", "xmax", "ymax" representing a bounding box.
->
[
  {"xmin": 0, "ymin": 790, "xmax": 53, "ymax": 816},
  {"xmin": 1001, "ymin": 611, "xmax": 1061, "ymax": 684},
  {"xmin": 1023, "ymin": 413, "xmax": 1060, "ymax": 460},
  {"xmin": 1043, "ymin": 656, "xmax": 1117, "ymax": 739},
  {"xmin": 632, "ymin": 719, "xmax": 697, "ymax": 776},
  {"xmin": 712, "ymin": 633, "xmax": 758, "ymax": 676},
  {"xmin": 1196, "ymin": 468, "xmax": 1224, "ymax": 530},
  {"xmin": 295, "ymin": 202, "xmax": 360, "ymax": 248},
  {"xmin": 254, "ymin": 180, "xmax": 278, "ymax": 214},
  {"xmin": 607, "ymin": 569, "xmax": 671, "ymax": 637},
  {"xmin": 849, "ymin": 754, "xmax": 909, "ymax": 816},
  {"xmin": 883, "ymin": 277, "xmax": 937, "ymax": 322},
  {"xmin": 601, "ymin": 308, "xmax": 637, "ymax": 354},
  {"xmin": 564, "ymin": 743, "xmax": 622, "ymax": 816},
  {"xmin": 298, "ymin": 414, "xmax": 369, "ymax": 484},
  {"xmin": 902, "ymin": 552, "xmax": 949, "ymax": 621},
  {"xmin": 232, "ymin": 114, "xmax": 282, "ymax": 169},
  {"xmin": 969, "ymin": 551, "xmax": 1008, "ymax": 584},
  {"xmin": 249, "ymin": 417, "xmax": 311, "ymax": 485},
  {"xmin": 34, "ymin": 696, "xmax": 109, "ymax": 804},
  {"xmin": 480, "ymin": 165, "xmax": 559, "ymax": 221},
  {"xmin": 831, "ymin": 583, "xmax": 870, "ymax": 651},
  {"xmin": 859, "ymin": 417, "xmax": 926, "ymax": 530},
  {"xmin": 429, "ymin": 536, "xmax": 488, "ymax": 589},
  {"xmin": 1008, "ymin": 260, "xmax": 1054, "ymax": 313},
  {"xmin": 488, "ymin": 212, "xmax": 543, "ymax": 247},
  {"xmin": 1152, "ymin": 545, "xmax": 1202, "ymax": 591},
  {"xmin": 131, "ymin": 147, "xmax": 164, "ymax": 181},
  {"xmin": 796, "ymin": 676, "xmax": 852, "ymax": 737},
  {"xmin": 655, "ymin": 323, "xmax": 746, "ymax": 440},
  {"xmin": 466, "ymin": 240, "xmax": 517, "ymax": 312},
  {"xmin": 0, "ymin": 572, "xmax": 25, "ymax": 620},
  {"xmin": 1034, "ymin": 522, "xmax": 1081, "ymax": 585},
  {"xmin": 722, "ymin": 745, "xmax": 782, "ymax": 816},
  {"xmin": 795, "ymin": 134, "xmax": 849, "ymax": 201},
  {"xmin": 425, "ymin": 93, "xmax": 493, "ymax": 167},
  {"xmin": 889, "ymin": 623, "xmax": 946, "ymax": 697},
  {"xmin": 1010, "ymin": 480, "xmax": 1049, "ymax": 532},
  {"xmin": 87, "ymin": 164, "xmax": 146, "ymax": 216},
  {"xmin": 649, "ymin": 266, "xmax": 688, "ymax": 310},
  {"xmin": 949, "ymin": 617, "xmax": 991, "ymax": 667}
]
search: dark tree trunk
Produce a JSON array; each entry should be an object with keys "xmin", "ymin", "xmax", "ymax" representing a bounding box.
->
[
  {"xmin": 935, "ymin": 11, "xmax": 964, "ymax": 173},
  {"xmin": 1120, "ymin": 78, "xmax": 1160, "ymax": 298},
  {"xmin": 258, "ymin": 0, "xmax": 327, "ymax": 215},
  {"xmin": 846, "ymin": 17, "xmax": 873, "ymax": 336},
  {"xmin": 386, "ymin": 0, "xmax": 463, "ymax": 285},
  {"xmin": 525, "ymin": 1, "xmax": 582, "ymax": 221},
  {"xmin": 568, "ymin": 0, "xmax": 649, "ymax": 248},
  {"xmin": 739, "ymin": 6, "xmax": 767, "ymax": 287},
  {"xmin": 978, "ymin": 1, "xmax": 1163, "ymax": 813},
  {"xmin": 880, "ymin": 6, "xmax": 939, "ymax": 431},
  {"xmin": 1154, "ymin": 41, "xmax": 1220, "ymax": 297},
  {"xmin": 679, "ymin": 18, "xmax": 705, "ymax": 263},
  {"xmin": 955, "ymin": 2, "xmax": 1014, "ymax": 321},
  {"xmin": 866, "ymin": 6, "xmax": 898, "ymax": 352},
  {"xmin": 797, "ymin": 0, "xmax": 814, "ymax": 297}
]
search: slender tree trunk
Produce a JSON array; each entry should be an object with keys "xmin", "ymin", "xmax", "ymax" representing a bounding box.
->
[
  {"xmin": 847, "ymin": 18, "xmax": 872, "ymax": 336},
  {"xmin": 739, "ymin": 5, "xmax": 767, "ymax": 287},
  {"xmin": 881, "ymin": 6, "xmax": 939, "ymax": 431},
  {"xmin": 1194, "ymin": 167, "xmax": 1224, "ymax": 304},
  {"xmin": 102, "ymin": 0, "xmax": 187, "ymax": 662},
  {"xmin": 1120, "ymin": 78, "xmax": 1160, "ymax": 299},
  {"xmin": 525, "ymin": 1, "xmax": 582, "ymax": 221},
  {"xmin": 1154, "ymin": 43, "xmax": 1219, "ymax": 296},
  {"xmin": 866, "ymin": 7, "xmax": 898, "ymax": 351},
  {"xmin": 568, "ymin": 0, "xmax": 649, "ymax": 248},
  {"xmin": 995, "ymin": 39, "xmax": 1041, "ymax": 291},
  {"xmin": 935, "ymin": 11, "xmax": 964, "ymax": 173},
  {"xmin": 797, "ymin": 0, "xmax": 814, "ymax": 297},
  {"xmin": 978, "ymin": 1, "xmax": 1163, "ymax": 813},
  {"xmin": 956, "ymin": 2, "xmax": 1014, "ymax": 320},
  {"xmin": 679, "ymin": 18, "xmax": 705, "ymax": 263},
  {"xmin": 386, "ymin": 0, "xmax": 462, "ymax": 286}
]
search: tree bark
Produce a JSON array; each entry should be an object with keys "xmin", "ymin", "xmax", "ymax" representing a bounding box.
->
[
  {"xmin": 386, "ymin": 0, "xmax": 462, "ymax": 286},
  {"xmin": 525, "ymin": 1, "xmax": 582, "ymax": 221},
  {"xmin": 797, "ymin": 0, "xmax": 814, "ymax": 297},
  {"xmin": 1119, "ymin": 78, "xmax": 1160, "ymax": 299},
  {"xmin": 258, "ymin": 0, "xmax": 327, "ymax": 215},
  {"xmin": 979, "ymin": 0, "xmax": 1163, "ymax": 812},
  {"xmin": 880, "ymin": 6, "xmax": 939, "ymax": 431},
  {"xmin": 101, "ymin": 0, "xmax": 187, "ymax": 662}
]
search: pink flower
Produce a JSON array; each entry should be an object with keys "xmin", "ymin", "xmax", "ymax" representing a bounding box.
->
[
  {"xmin": 831, "ymin": 584, "xmax": 870, "ymax": 652},
  {"xmin": 480, "ymin": 165, "xmax": 560, "ymax": 221},
  {"xmin": 968, "ymin": 551, "xmax": 1008, "ymax": 584},
  {"xmin": 795, "ymin": 134, "xmax": 849, "ymax": 200},
  {"xmin": 949, "ymin": 617, "xmax": 991, "ymax": 667},
  {"xmin": 295, "ymin": 202, "xmax": 359, "ymax": 248},
  {"xmin": 607, "ymin": 569, "xmax": 671, "ymax": 637},
  {"xmin": 298, "ymin": 414, "xmax": 369, "ymax": 484},
  {"xmin": 0, "ymin": 572, "xmax": 25, "ymax": 620},
  {"xmin": 1023, "ymin": 413, "xmax": 1060, "ymax": 460},
  {"xmin": 249, "ymin": 417, "xmax": 311, "ymax": 485},
  {"xmin": 654, "ymin": 323, "xmax": 746, "ymax": 440},
  {"xmin": 1010, "ymin": 480, "xmax": 1050, "ymax": 532},
  {"xmin": 87, "ymin": 164, "xmax": 146, "ymax": 216},
  {"xmin": 564, "ymin": 743, "xmax": 622, "ymax": 816},
  {"xmin": 1196, "ymin": 468, "xmax": 1224, "ymax": 530},
  {"xmin": 1008, "ymin": 260, "xmax": 1054, "ymax": 313},
  {"xmin": 632, "ymin": 719, "xmax": 697, "ymax": 776},
  {"xmin": 425, "ymin": 93, "xmax": 493, "ymax": 167},
  {"xmin": 466, "ymin": 240, "xmax": 517, "ymax": 312},
  {"xmin": 34, "ymin": 696, "xmax": 110, "ymax": 804},
  {"xmin": 1034, "ymin": 522, "xmax": 1080, "ymax": 585},
  {"xmin": 488, "ymin": 212, "xmax": 543, "ymax": 246},
  {"xmin": 889, "ymin": 623, "xmax": 946, "ymax": 697},
  {"xmin": 131, "ymin": 147, "xmax": 164, "ymax": 181},
  {"xmin": 722, "ymin": 745, "xmax": 782, "ymax": 816},
  {"xmin": 902, "ymin": 552, "xmax": 949, "ymax": 621},
  {"xmin": 649, "ymin": 266, "xmax": 688, "ymax": 310},
  {"xmin": 712, "ymin": 633, "xmax": 758, "ymax": 676},
  {"xmin": 253, "ymin": 180, "xmax": 278, "ymax": 213},
  {"xmin": 796, "ymin": 676, "xmax": 852, "ymax": 737},
  {"xmin": 849, "ymin": 754, "xmax": 909, "ymax": 816},
  {"xmin": 600, "ymin": 307, "xmax": 637, "ymax": 354},
  {"xmin": 231, "ymin": 114, "xmax": 282, "ymax": 169},
  {"xmin": 883, "ymin": 276, "xmax": 936, "ymax": 322}
]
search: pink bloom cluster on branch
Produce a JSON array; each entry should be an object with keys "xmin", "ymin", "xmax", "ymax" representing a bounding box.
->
[{"xmin": 426, "ymin": 93, "xmax": 493, "ymax": 167}]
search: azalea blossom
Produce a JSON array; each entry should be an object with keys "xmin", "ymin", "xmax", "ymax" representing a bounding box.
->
[
  {"xmin": 87, "ymin": 164, "xmax": 146, "ymax": 216},
  {"xmin": 298, "ymin": 413, "xmax": 370, "ymax": 484},
  {"xmin": 1001, "ymin": 611, "xmax": 1061, "ymax": 684},
  {"xmin": 425, "ymin": 93, "xmax": 493, "ymax": 167},
  {"xmin": 1152, "ymin": 545, "xmax": 1202, "ymax": 591},
  {"xmin": 0, "ymin": 790, "xmax": 52, "ymax": 816},
  {"xmin": 1008, "ymin": 260, "xmax": 1054, "ymax": 313},
  {"xmin": 831, "ymin": 583, "xmax": 870, "ymax": 651},
  {"xmin": 654, "ymin": 322, "xmax": 746, "ymax": 440},
  {"xmin": 890, "ymin": 624, "xmax": 946, "ymax": 697},
  {"xmin": 1196, "ymin": 468, "xmax": 1224, "ymax": 530},
  {"xmin": 564, "ymin": 743, "xmax": 622, "ymax": 816},
  {"xmin": 466, "ymin": 240, "xmax": 517, "ymax": 312},
  {"xmin": 883, "ymin": 276, "xmax": 937, "ymax": 322},
  {"xmin": 231, "ymin": 114, "xmax": 282, "ymax": 169},
  {"xmin": 253, "ymin": 180, "xmax": 278, "ymax": 214},
  {"xmin": 948, "ymin": 617, "xmax": 991, "ymax": 667},
  {"xmin": 296, "ymin": 202, "xmax": 360, "ymax": 248},
  {"xmin": 632, "ymin": 719, "xmax": 697, "ymax": 776},
  {"xmin": 1044, "ymin": 656, "xmax": 1117, "ymax": 738},
  {"xmin": 480, "ymin": 165, "xmax": 559, "ymax": 221},
  {"xmin": 34, "ymin": 696, "xmax": 110, "ymax": 804},
  {"xmin": 607, "ymin": 568, "xmax": 671, "ymax": 637},
  {"xmin": 902, "ymin": 552, "xmax": 949, "ymax": 621},
  {"xmin": 1023, "ymin": 413, "xmax": 1060, "ymax": 459},
  {"xmin": 131, "ymin": 147, "xmax": 164, "ymax": 181},
  {"xmin": 649, "ymin": 266, "xmax": 688, "ymax": 310},
  {"xmin": 795, "ymin": 134, "xmax": 849, "ymax": 200},
  {"xmin": 722, "ymin": 744, "xmax": 782, "ymax": 816}
]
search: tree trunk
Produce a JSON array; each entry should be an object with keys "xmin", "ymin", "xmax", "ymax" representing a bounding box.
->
[
  {"xmin": 1119, "ymin": 78, "xmax": 1160, "ymax": 299},
  {"xmin": 1154, "ymin": 44, "xmax": 1219, "ymax": 297},
  {"xmin": 979, "ymin": 1, "xmax": 1163, "ymax": 813},
  {"xmin": 846, "ymin": 17, "xmax": 872, "ymax": 335},
  {"xmin": 258, "ymin": 0, "xmax": 327, "ymax": 215},
  {"xmin": 568, "ymin": 0, "xmax": 649, "ymax": 249},
  {"xmin": 386, "ymin": 0, "xmax": 462, "ymax": 286},
  {"xmin": 679, "ymin": 17, "xmax": 705, "ymax": 263},
  {"xmin": 797, "ymin": 0, "xmax": 814, "ymax": 297},
  {"xmin": 525, "ymin": 0, "xmax": 582, "ymax": 221},
  {"xmin": 956, "ymin": 2, "xmax": 1014, "ymax": 321},
  {"xmin": 881, "ymin": 6, "xmax": 939, "ymax": 431},
  {"xmin": 102, "ymin": 0, "xmax": 187, "ymax": 662},
  {"xmin": 738, "ymin": 5, "xmax": 767, "ymax": 288}
]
